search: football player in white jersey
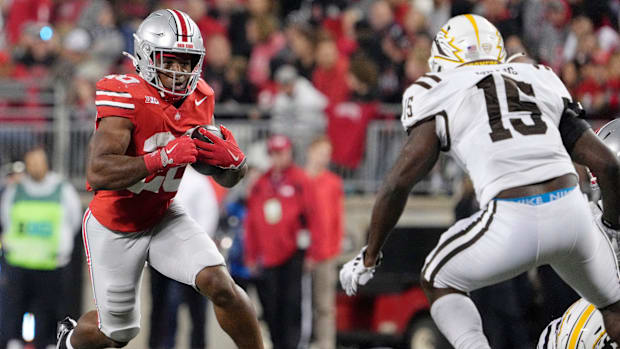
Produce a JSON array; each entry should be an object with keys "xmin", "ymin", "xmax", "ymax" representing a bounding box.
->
[
  {"xmin": 339, "ymin": 14, "xmax": 620, "ymax": 349},
  {"xmin": 537, "ymin": 119, "xmax": 620, "ymax": 349}
]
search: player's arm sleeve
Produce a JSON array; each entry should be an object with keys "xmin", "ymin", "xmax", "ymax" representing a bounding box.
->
[
  {"xmin": 400, "ymin": 86, "xmax": 448, "ymax": 149},
  {"xmin": 539, "ymin": 67, "xmax": 591, "ymax": 154},
  {"xmin": 95, "ymin": 77, "xmax": 137, "ymax": 122},
  {"xmin": 543, "ymin": 67, "xmax": 576, "ymax": 121},
  {"xmin": 559, "ymin": 100, "xmax": 591, "ymax": 154}
]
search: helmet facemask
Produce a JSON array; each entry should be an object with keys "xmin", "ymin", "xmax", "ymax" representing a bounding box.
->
[
  {"xmin": 132, "ymin": 34, "xmax": 204, "ymax": 98},
  {"xmin": 123, "ymin": 9, "xmax": 206, "ymax": 100}
]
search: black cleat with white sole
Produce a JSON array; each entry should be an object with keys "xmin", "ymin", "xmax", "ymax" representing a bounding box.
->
[{"xmin": 56, "ymin": 317, "xmax": 77, "ymax": 349}]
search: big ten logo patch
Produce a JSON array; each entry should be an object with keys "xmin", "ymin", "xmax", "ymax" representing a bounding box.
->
[{"xmin": 145, "ymin": 96, "xmax": 159, "ymax": 104}]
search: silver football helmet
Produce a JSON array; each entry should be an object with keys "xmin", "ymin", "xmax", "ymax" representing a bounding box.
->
[
  {"xmin": 124, "ymin": 9, "xmax": 205, "ymax": 97},
  {"xmin": 589, "ymin": 119, "xmax": 620, "ymax": 202},
  {"xmin": 428, "ymin": 14, "xmax": 507, "ymax": 73},
  {"xmin": 597, "ymin": 119, "xmax": 620, "ymax": 155}
]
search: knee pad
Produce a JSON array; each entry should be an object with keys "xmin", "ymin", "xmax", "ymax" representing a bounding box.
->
[
  {"xmin": 108, "ymin": 327, "xmax": 139, "ymax": 344},
  {"xmin": 107, "ymin": 284, "xmax": 137, "ymax": 316},
  {"xmin": 102, "ymin": 284, "xmax": 140, "ymax": 343}
]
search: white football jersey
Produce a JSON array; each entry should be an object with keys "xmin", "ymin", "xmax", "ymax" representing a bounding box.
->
[{"xmin": 401, "ymin": 63, "xmax": 577, "ymax": 206}]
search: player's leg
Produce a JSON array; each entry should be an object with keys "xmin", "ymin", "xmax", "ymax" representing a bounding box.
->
[
  {"xmin": 148, "ymin": 203, "xmax": 264, "ymax": 349},
  {"xmin": 195, "ymin": 266, "xmax": 264, "ymax": 349},
  {"xmin": 548, "ymin": 195, "xmax": 620, "ymax": 342},
  {"xmin": 601, "ymin": 303, "xmax": 620, "ymax": 341},
  {"xmin": 65, "ymin": 311, "xmax": 126, "ymax": 348},
  {"xmin": 420, "ymin": 284, "xmax": 488, "ymax": 349},
  {"xmin": 58, "ymin": 210, "xmax": 149, "ymax": 349},
  {"xmin": 420, "ymin": 200, "xmax": 539, "ymax": 349}
]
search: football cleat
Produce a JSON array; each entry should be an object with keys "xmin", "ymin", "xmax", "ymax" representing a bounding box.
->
[{"xmin": 56, "ymin": 317, "xmax": 77, "ymax": 349}]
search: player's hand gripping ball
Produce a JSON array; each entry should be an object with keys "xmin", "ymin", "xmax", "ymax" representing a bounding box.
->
[
  {"xmin": 192, "ymin": 124, "xmax": 247, "ymax": 174},
  {"xmin": 190, "ymin": 125, "xmax": 225, "ymax": 176}
]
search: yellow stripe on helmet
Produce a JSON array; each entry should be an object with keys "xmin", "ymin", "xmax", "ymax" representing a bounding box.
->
[
  {"xmin": 569, "ymin": 304, "xmax": 596, "ymax": 349},
  {"xmin": 464, "ymin": 14, "xmax": 480, "ymax": 47}
]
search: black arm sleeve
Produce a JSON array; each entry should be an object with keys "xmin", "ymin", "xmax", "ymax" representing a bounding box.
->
[{"xmin": 559, "ymin": 101, "xmax": 591, "ymax": 154}]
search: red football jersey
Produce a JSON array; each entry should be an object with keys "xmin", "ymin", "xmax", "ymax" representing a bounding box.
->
[{"xmin": 89, "ymin": 73, "xmax": 214, "ymax": 232}]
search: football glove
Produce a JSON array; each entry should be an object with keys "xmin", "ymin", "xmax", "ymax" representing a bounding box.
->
[
  {"xmin": 194, "ymin": 125, "xmax": 246, "ymax": 170},
  {"xmin": 143, "ymin": 136, "xmax": 197, "ymax": 173},
  {"xmin": 340, "ymin": 246, "xmax": 383, "ymax": 296}
]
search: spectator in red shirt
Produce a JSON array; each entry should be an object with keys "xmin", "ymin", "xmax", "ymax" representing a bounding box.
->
[
  {"xmin": 186, "ymin": 0, "xmax": 227, "ymax": 39},
  {"xmin": 312, "ymin": 32, "xmax": 350, "ymax": 105},
  {"xmin": 327, "ymin": 54, "xmax": 381, "ymax": 170},
  {"xmin": 575, "ymin": 61, "xmax": 608, "ymax": 117},
  {"xmin": 245, "ymin": 134, "xmax": 325, "ymax": 349},
  {"xmin": 5, "ymin": 0, "xmax": 52, "ymax": 45},
  {"xmin": 304, "ymin": 136, "xmax": 344, "ymax": 349}
]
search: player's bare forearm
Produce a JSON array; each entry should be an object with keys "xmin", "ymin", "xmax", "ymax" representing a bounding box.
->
[
  {"xmin": 365, "ymin": 178, "xmax": 411, "ymax": 266},
  {"xmin": 88, "ymin": 154, "xmax": 150, "ymax": 190},
  {"xmin": 212, "ymin": 163, "xmax": 247, "ymax": 188},
  {"xmin": 571, "ymin": 129, "xmax": 620, "ymax": 225},
  {"xmin": 86, "ymin": 117, "xmax": 149, "ymax": 190},
  {"xmin": 364, "ymin": 120, "xmax": 440, "ymax": 266}
]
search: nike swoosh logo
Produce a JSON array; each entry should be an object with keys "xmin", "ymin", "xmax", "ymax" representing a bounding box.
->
[
  {"xmin": 195, "ymin": 96, "xmax": 208, "ymax": 106},
  {"xmin": 166, "ymin": 144, "xmax": 178, "ymax": 154},
  {"xmin": 227, "ymin": 149, "xmax": 239, "ymax": 161}
]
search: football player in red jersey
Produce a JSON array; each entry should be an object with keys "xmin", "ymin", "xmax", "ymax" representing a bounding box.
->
[{"xmin": 55, "ymin": 9, "xmax": 263, "ymax": 349}]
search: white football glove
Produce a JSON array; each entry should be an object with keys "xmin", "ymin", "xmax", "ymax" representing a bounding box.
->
[
  {"xmin": 592, "ymin": 203, "xmax": 620, "ymax": 257},
  {"xmin": 339, "ymin": 246, "xmax": 382, "ymax": 296}
]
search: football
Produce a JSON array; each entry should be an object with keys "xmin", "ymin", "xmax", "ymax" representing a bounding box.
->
[{"xmin": 191, "ymin": 125, "xmax": 224, "ymax": 176}]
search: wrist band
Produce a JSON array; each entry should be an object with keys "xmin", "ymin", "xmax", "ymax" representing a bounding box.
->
[
  {"xmin": 144, "ymin": 150, "xmax": 164, "ymax": 173},
  {"xmin": 362, "ymin": 247, "xmax": 383, "ymax": 268}
]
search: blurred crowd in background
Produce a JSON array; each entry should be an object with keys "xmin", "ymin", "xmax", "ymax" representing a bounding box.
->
[
  {"xmin": 2, "ymin": 0, "xmax": 620, "ymax": 348},
  {"xmin": 2, "ymin": 0, "xmax": 620, "ymax": 122}
]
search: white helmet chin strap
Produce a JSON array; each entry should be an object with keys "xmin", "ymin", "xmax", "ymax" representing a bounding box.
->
[
  {"xmin": 122, "ymin": 51, "xmax": 139, "ymax": 68},
  {"xmin": 506, "ymin": 52, "xmax": 526, "ymax": 63}
]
